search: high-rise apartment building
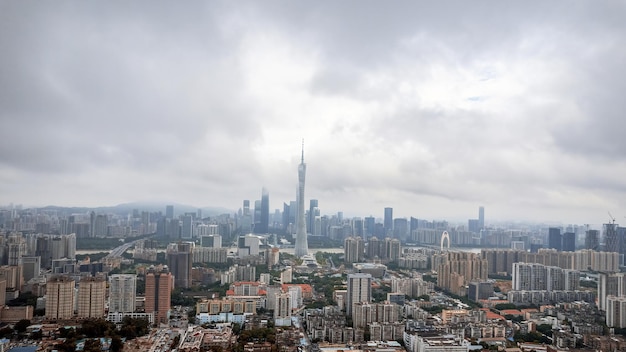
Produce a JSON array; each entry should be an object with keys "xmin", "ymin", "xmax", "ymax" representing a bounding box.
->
[
  {"xmin": 384, "ymin": 208, "xmax": 393, "ymax": 236},
  {"xmin": 77, "ymin": 277, "xmax": 106, "ymax": 318},
  {"xmin": 607, "ymin": 295, "xmax": 626, "ymax": 328},
  {"xmin": 274, "ymin": 292, "xmax": 292, "ymax": 326},
  {"xmin": 512, "ymin": 263, "xmax": 579, "ymax": 291},
  {"xmin": 436, "ymin": 251, "xmax": 488, "ymax": 296},
  {"xmin": 145, "ymin": 266, "xmax": 173, "ymax": 325},
  {"xmin": 347, "ymin": 273, "xmax": 372, "ymax": 316},
  {"xmin": 344, "ymin": 236, "xmax": 365, "ymax": 264},
  {"xmin": 46, "ymin": 276, "xmax": 75, "ymax": 320},
  {"xmin": 294, "ymin": 143, "xmax": 309, "ymax": 257},
  {"xmin": 167, "ymin": 242, "xmax": 193, "ymax": 288},
  {"xmin": 598, "ymin": 272, "xmax": 626, "ymax": 311},
  {"xmin": 109, "ymin": 274, "xmax": 137, "ymax": 313}
]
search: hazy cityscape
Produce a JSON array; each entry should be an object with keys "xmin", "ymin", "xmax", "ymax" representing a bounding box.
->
[{"xmin": 3, "ymin": 2, "xmax": 626, "ymax": 352}]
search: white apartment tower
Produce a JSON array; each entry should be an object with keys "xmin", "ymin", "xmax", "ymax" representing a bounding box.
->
[
  {"xmin": 109, "ymin": 274, "xmax": 137, "ymax": 313},
  {"xmin": 347, "ymin": 273, "xmax": 372, "ymax": 317}
]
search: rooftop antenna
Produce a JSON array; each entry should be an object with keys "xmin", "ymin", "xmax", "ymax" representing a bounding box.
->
[{"xmin": 301, "ymin": 138, "xmax": 304, "ymax": 163}]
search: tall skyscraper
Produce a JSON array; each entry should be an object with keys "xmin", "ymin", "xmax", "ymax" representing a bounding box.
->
[
  {"xmin": 562, "ymin": 232, "xmax": 576, "ymax": 252},
  {"xmin": 308, "ymin": 199, "xmax": 319, "ymax": 234},
  {"xmin": 145, "ymin": 266, "xmax": 173, "ymax": 325},
  {"xmin": 46, "ymin": 276, "xmax": 75, "ymax": 320},
  {"xmin": 258, "ymin": 188, "xmax": 270, "ymax": 234},
  {"xmin": 294, "ymin": 142, "xmax": 309, "ymax": 257},
  {"xmin": 347, "ymin": 273, "xmax": 372, "ymax": 316},
  {"xmin": 548, "ymin": 227, "xmax": 562, "ymax": 251},
  {"xmin": 605, "ymin": 223, "xmax": 619, "ymax": 253},
  {"xmin": 166, "ymin": 205, "xmax": 174, "ymax": 219},
  {"xmin": 585, "ymin": 229, "xmax": 600, "ymax": 250},
  {"xmin": 478, "ymin": 206, "xmax": 485, "ymax": 230},
  {"xmin": 77, "ymin": 277, "xmax": 106, "ymax": 318},
  {"xmin": 167, "ymin": 242, "xmax": 193, "ymax": 288},
  {"xmin": 384, "ymin": 208, "xmax": 393, "ymax": 236}
]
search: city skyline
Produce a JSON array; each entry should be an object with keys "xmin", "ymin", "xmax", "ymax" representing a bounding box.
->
[{"xmin": 2, "ymin": 2, "xmax": 626, "ymax": 225}]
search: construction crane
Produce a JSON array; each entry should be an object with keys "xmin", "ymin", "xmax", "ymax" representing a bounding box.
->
[{"xmin": 609, "ymin": 211, "xmax": 616, "ymax": 224}]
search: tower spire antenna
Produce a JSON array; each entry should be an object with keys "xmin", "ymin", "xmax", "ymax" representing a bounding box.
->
[{"xmin": 301, "ymin": 139, "xmax": 304, "ymax": 163}]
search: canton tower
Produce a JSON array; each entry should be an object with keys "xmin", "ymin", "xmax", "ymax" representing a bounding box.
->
[{"xmin": 294, "ymin": 141, "xmax": 309, "ymax": 257}]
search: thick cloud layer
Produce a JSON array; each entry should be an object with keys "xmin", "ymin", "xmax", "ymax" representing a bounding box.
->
[{"xmin": 1, "ymin": 1, "xmax": 625, "ymax": 224}]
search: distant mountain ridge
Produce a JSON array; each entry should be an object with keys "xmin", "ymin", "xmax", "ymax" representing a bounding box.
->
[{"xmin": 36, "ymin": 202, "xmax": 234, "ymax": 217}]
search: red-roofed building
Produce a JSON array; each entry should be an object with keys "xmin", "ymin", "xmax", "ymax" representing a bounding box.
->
[{"xmin": 281, "ymin": 284, "xmax": 313, "ymax": 299}]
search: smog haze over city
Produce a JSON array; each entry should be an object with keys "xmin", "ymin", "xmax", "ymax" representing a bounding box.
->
[{"xmin": 1, "ymin": 1, "xmax": 626, "ymax": 225}]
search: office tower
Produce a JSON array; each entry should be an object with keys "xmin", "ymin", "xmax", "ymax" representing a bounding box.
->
[
  {"xmin": 77, "ymin": 277, "xmax": 106, "ymax": 318},
  {"xmin": 351, "ymin": 218, "xmax": 363, "ymax": 237},
  {"xmin": 46, "ymin": 276, "xmax": 75, "ymax": 320},
  {"xmin": 181, "ymin": 215, "xmax": 193, "ymax": 239},
  {"xmin": 344, "ymin": 237, "xmax": 365, "ymax": 264},
  {"xmin": 548, "ymin": 228, "xmax": 562, "ymax": 251},
  {"xmin": 468, "ymin": 282, "xmax": 493, "ymax": 302},
  {"xmin": 21, "ymin": 256, "xmax": 40, "ymax": 282},
  {"xmin": 90, "ymin": 211, "xmax": 96, "ymax": 237},
  {"xmin": 410, "ymin": 217, "xmax": 419, "ymax": 236},
  {"xmin": 468, "ymin": 219, "xmax": 480, "ymax": 233},
  {"xmin": 605, "ymin": 223, "xmax": 619, "ymax": 253},
  {"xmin": 294, "ymin": 142, "xmax": 309, "ymax": 257},
  {"xmin": 347, "ymin": 273, "xmax": 372, "ymax": 316},
  {"xmin": 384, "ymin": 208, "xmax": 393, "ymax": 236},
  {"xmin": 308, "ymin": 199, "xmax": 319, "ymax": 234},
  {"xmin": 167, "ymin": 242, "xmax": 193, "ymax": 288},
  {"xmin": 562, "ymin": 232, "xmax": 575, "ymax": 252},
  {"xmin": 254, "ymin": 200, "xmax": 261, "ymax": 231},
  {"xmin": 365, "ymin": 217, "xmax": 376, "ymax": 237},
  {"xmin": 585, "ymin": 230, "xmax": 600, "ymax": 250},
  {"xmin": 93, "ymin": 214, "xmax": 108, "ymax": 237},
  {"xmin": 201, "ymin": 234, "xmax": 222, "ymax": 248},
  {"xmin": 393, "ymin": 218, "xmax": 408, "ymax": 240},
  {"xmin": 257, "ymin": 188, "xmax": 270, "ymax": 234},
  {"xmin": 478, "ymin": 206, "xmax": 485, "ymax": 230},
  {"xmin": 166, "ymin": 205, "xmax": 174, "ymax": 219},
  {"xmin": 145, "ymin": 266, "xmax": 173, "ymax": 325},
  {"xmin": 619, "ymin": 227, "xmax": 626, "ymax": 265},
  {"xmin": 238, "ymin": 235, "xmax": 260, "ymax": 257},
  {"xmin": 240, "ymin": 200, "xmax": 253, "ymax": 233},
  {"xmin": 109, "ymin": 274, "xmax": 137, "ymax": 313}
]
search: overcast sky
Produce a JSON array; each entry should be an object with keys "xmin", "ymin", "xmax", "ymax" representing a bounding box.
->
[{"xmin": 1, "ymin": 1, "xmax": 625, "ymax": 225}]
